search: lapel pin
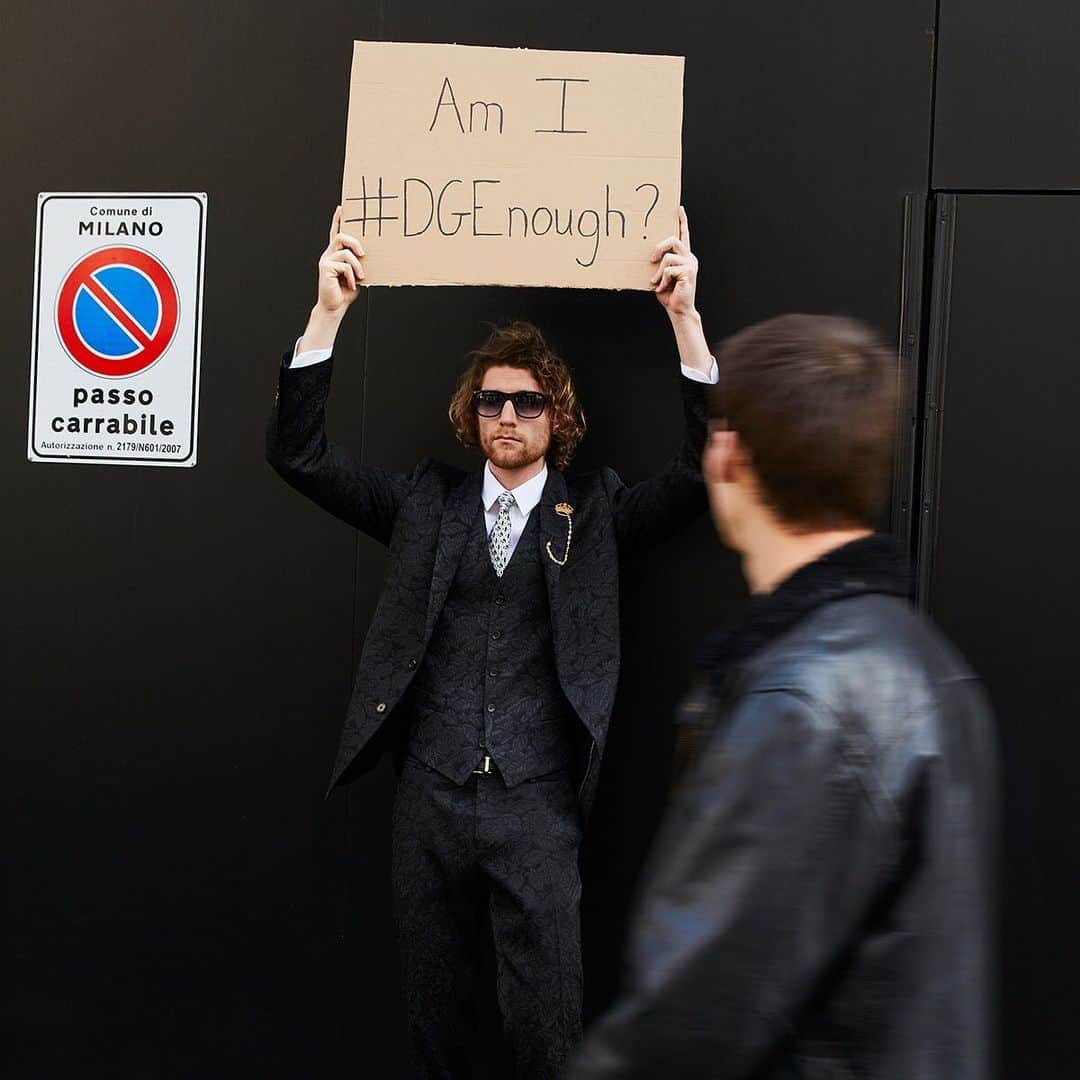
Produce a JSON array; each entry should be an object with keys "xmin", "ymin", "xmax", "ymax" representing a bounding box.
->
[{"xmin": 546, "ymin": 503, "xmax": 575, "ymax": 566}]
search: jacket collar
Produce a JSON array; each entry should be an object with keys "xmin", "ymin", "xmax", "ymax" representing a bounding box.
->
[
  {"xmin": 698, "ymin": 534, "xmax": 911, "ymax": 687},
  {"xmin": 425, "ymin": 470, "xmax": 484, "ymax": 640}
]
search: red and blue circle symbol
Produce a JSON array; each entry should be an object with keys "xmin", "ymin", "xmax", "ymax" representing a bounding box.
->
[{"xmin": 56, "ymin": 246, "xmax": 179, "ymax": 378}]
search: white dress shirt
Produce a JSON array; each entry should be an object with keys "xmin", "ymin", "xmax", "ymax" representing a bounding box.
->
[{"xmin": 481, "ymin": 461, "xmax": 549, "ymax": 563}]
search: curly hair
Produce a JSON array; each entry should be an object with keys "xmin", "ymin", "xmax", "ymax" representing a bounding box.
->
[{"xmin": 448, "ymin": 321, "xmax": 586, "ymax": 471}]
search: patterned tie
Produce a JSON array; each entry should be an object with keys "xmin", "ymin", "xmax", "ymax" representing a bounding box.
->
[{"xmin": 489, "ymin": 492, "xmax": 516, "ymax": 578}]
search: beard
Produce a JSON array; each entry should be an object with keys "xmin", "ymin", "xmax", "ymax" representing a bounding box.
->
[{"xmin": 480, "ymin": 428, "xmax": 549, "ymax": 470}]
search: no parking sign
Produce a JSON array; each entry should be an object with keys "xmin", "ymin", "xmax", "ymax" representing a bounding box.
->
[{"xmin": 28, "ymin": 193, "xmax": 206, "ymax": 466}]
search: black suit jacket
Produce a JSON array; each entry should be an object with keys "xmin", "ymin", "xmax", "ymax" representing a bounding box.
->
[{"xmin": 267, "ymin": 355, "xmax": 707, "ymax": 811}]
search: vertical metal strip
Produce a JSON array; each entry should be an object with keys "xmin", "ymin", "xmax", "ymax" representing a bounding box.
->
[
  {"xmin": 892, "ymin": 194, "xmax": 928, "ymax": 562},
  {"xmin": 915, "ymin": 194, "xmax": 957, "ymax": 611}
]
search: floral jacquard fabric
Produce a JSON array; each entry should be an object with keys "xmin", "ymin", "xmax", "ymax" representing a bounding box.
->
[
  {"xmin": 392, "ymin": 757, "xmax": 583, "ymax": 1078},
  {"xmin": 406, "ymin": 502, "xmax": 576, "ymax": 787}
]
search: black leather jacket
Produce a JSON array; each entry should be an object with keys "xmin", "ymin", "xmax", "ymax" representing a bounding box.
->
[{"xmin": 568, "ymin": 536, "xmax": 997, "ymax": 1079}]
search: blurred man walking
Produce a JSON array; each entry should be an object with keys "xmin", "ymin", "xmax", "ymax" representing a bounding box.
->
[{"xmin": 568, "ymin": 314, "xmax": 997, "ymax": 1080}]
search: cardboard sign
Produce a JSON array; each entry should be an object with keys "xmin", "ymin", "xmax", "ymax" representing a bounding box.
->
[
  {"xmin": 28, "ymin": 193, "xmax": 206, "ymax": 467},
  {"xmin": 341, "ymin": 42, "xmax": 684, "ymax": 289}
]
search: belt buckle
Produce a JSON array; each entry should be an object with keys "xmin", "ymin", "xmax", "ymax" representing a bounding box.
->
[{"xmin": 472, "ymin": 754, "xmax": 494, "ymax": 776}]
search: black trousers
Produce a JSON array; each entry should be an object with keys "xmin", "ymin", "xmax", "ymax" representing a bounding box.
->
[{"xmin": 391, "ymin": 756, "xmax": 584, "ymax": 1079}]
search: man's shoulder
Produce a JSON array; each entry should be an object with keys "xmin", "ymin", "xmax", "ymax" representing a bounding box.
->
[
  {"xmin": 739, "ymin": 593, "xmax": 986, "ymax": 747},
  {"xmin": 386, "ymin": 460, "xmax": 476, "ymax": 531},
  {"xmin": 408, "ymin": 457, "xmax": 472, "ymax": 492},
  {"xmin": 784, "ymin": 593, "xmax": 976, "ymax": 684},
  {"xmin": 562, "ymin": 465, "xmax": 620, "ymax": 503}
]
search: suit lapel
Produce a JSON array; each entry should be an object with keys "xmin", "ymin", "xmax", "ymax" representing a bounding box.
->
[
  {"xmin": 538, "ymin": 467, "xmax": 569, "ymax": 602},
  {"xmin": 425, "ymin": 470, "xmax": 483, "ymax": 641}
]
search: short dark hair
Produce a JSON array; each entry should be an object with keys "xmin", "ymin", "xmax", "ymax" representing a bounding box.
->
[
  {"xmin": 448, "ymin": 321, "xmax": 586, "ymax": 470},
  {"xmin": 709, "ymin": 314, "xmax": 897, "ymax": 530}
]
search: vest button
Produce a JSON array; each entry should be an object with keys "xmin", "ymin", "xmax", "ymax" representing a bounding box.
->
[
  {"xmin": 495, "ymin": 596, "xmax": 505, "ymax": 605},
  {"xmin": 491, "ymin": 630, "xmax": 501, "ymax": 640},
  {"xmin": 487, "ymin": 704, "xmax": 496, "ymax": 713},
  {"xmin": 407, "ymin": 659, "xmax": 417, "ymax": 669},
  {"xmin": 489, "ymin": 669, "xmax": 497, "ymax": 678},
  {"xmin": 375, "ymin": 702, "xmax": 387, "ymax": 713}
]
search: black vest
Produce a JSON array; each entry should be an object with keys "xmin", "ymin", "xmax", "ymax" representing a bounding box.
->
[{"xmin": 406, "ymin": 503, "xmax": 575, "ymax": 785}]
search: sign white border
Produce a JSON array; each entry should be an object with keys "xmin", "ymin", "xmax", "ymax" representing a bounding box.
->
[{"xmin": 28, "ymin": 192, "xmax": 207, "ymax": 467}]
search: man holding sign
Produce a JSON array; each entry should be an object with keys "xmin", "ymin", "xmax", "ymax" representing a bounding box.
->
[{"xmin": 266, "ymin": 205, "xmax": 715, "ymax": 1078}]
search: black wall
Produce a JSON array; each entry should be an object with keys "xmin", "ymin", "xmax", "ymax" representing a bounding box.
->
[
  {"xmin": 3, "ymin": 2, "xmax": 1075, "ymax": 1077},
  {"xmin": 933, "ymin": 1, "xmax": 1080, "ymax": 190},
  {"xmin": 920, "ymin": 6, "xmax": 1080, "ymax": 1076},
  {"xmin": 918, "ymin": 195, "xmax": 1080, "ymax": 1078}
]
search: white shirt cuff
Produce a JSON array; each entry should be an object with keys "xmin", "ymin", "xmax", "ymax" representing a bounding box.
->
[
  {"xmin": 681, "ymin": 357, "xmax": 719, "ymax": 385},
  {"xmin": 290, "ymin": 337, "xmax": 333, "ymax": 369}
]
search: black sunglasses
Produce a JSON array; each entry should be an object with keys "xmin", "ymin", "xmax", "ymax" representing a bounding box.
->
[{"xmin": 472, "ymin": 389, "xmax": 548, "ymax": 419}]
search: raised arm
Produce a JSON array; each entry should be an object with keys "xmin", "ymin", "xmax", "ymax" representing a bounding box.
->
[
  {"xmin": 651, "ymin": 206, "xmax": 714, "ymax": 379},
  {"xmin": 608, "ymin": 208, "xmax": 713, "ymax": 555},
  {"xmin": 266, "ymin": 207, "xmax": 414, "ymax": 545}
]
